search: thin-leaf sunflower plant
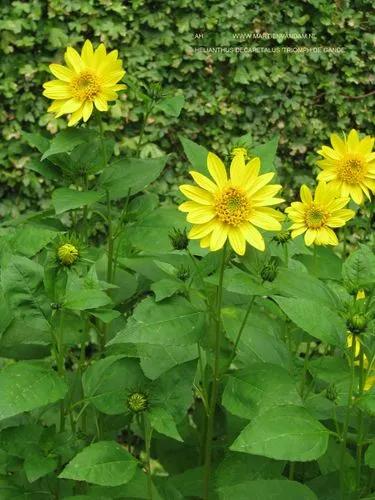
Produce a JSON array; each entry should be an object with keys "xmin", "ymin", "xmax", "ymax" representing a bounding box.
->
[{"xmin": 178, "ymin": 148, "xmax": 284, "ymax": 498}]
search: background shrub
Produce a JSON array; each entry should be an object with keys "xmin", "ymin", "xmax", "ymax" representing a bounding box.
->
[{"xmin": 1, "ymin": 0, "xmax": 374, "ymax": 216}]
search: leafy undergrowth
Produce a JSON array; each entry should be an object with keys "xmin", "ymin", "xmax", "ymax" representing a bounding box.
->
[{"xmin": 0, "ymin": 124, "xmax": 374, "ymax": 500}]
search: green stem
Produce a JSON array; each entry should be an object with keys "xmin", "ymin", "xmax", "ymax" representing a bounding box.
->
[
  {"xmin": 289, "ymin": 461, "xmax": 296, "ymax": 481},
  {"xmin": 143, "ymin": 414, "xmax": 153, "ymax": 500},
  {"xmin": 340, "ymin": 337, "xmax": 357, "ymax": 497},
  {"xmin": 300, "ymin": 342, "xmax": 311, "ymax": 399},
  {"xmin": 56, "ymin": 310, "xmax": 65, "ymax": 432},
  {"xmin": 313, "ymin": 245, "xmax": 318, "ymax": 276},
  {"xmin": 202, "ymin": 244, "xmax": 227, "ymax": 500},
  {"xmin": 356, "ymin": 346, "xmax": 365, "ymax": 491},
  {"xmin": 82, "ymin": 171, "xmax": 89, "ymax": 243},
  {"xmin": 136, "ymin": 101, "xmax": 154, "ymax": 156},
  {"xmin": 227, "ymin": 295, "xmax": 256, "ymax": 370},
  {"xmin": 97, "ymin": 113, "xmax": 112, "ymax": 353},
  {"xmin": 284, "ymin": 243, "xmax": 289, "ymax": 267}
]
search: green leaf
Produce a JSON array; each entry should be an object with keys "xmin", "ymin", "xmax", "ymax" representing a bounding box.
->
[
  {"xmin": 41, "ymin": 129, "xmax": 95, "ymax": 160},
  {"xmin": 109, "ymin": 296, "xmax": 203, "ymax": 346},
  {"xmin": 151, "ymin": 278, "xmax": 183, "ymax": 302},
  {"xmin": 231, "ymin": 405, "xmax": 329, "ymax": 461},
  {"xmin": 1, "ymin": 255, "xmax": 50, "ymax": 333},
  {"xmin": 342, "ymin": 245, "xmax": 375, "ymax": 289},
  {"xmin": 0, "ymin": 362, "xmax": 67, "ymax": 421},
  {"xmin": 150, "ymin": 361, "xmax": 196, "ymax": 421},
  {"xmin": 217, "ymin": 479, "xmax": 317, "ymax": 500},
  {"xmin": 82, "ymin": 356, "xmax": 147, "ymax": 415},
  {"xmin": 64, "ymin": 289, "xmax": 111, "ymax": 311},
  {"xmin": 222, "ymin": 363, "xmax": 302, "ymax": 420},
  {"xmin": 11, "ymin": 225, "xmax": 58, "ymax": 257},
  {"xmin": 99, "ymin": 156, "xmax": 167, "ymax": 200},
  {"xmin": 215, "ymin": 452, "xmax": 284, "ymax": 487},
  {"xmin": 24, "ymin": 450, "xmax": 57, "ymax": 482},
  {"xmin": 222, "ymin": 306, "xmax": 289, "ymax": 368},
  {"xmin": 59, "ymin": 441, "xmax": 138, "ymax": 486},
  {"xmin": 126, "ymin": 206, "xmax": 187, "ymax": 253},
  {"xmin": 138, "ymin": 343, "xmax": 198, "ymax": 380},
  {"xmin": 206, "ymin": 267, "xmax": 267, "ymax": 296},
  {"xmin": 149, "ymin": 407, "xmax": 183, "ymax": 441},
  {"xmin": 271, "ymin": 267, "xmax": 339, "ymax": 309},
  {"xmin": 251, "ymin": 135, "xmax": 279, "ymax": 173},
  {"xmin": 22, "ymin": 131, "xmax": 49, "ymax": 153},
  {"xmin": 52, "ymin": 188, "xmax": 103, "ymax": 214},
  {"xmin": 157, "ymin": 95, "xmax": 185, "ymax": 117},
  {"xmin": 274, "ymin": 296, "xmax": 345, "ymax": 346},
  {"xmin": 179, "ymin": 136, "xmax": 208, "ymax": 174}
]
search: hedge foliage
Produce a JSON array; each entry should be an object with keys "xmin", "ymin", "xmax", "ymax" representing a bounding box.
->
[{"xmin": 1, "ymin": 0, "xmax": 374, "ymax": 216}]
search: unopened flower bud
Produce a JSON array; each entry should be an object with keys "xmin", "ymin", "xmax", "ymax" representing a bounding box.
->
[
  {"xmin": 127, "ymin": 392, "xmax": 148, "ymax": 413},
  {"xmin": 177, "ymin": 265, "xmax": 190, "ymax": 282},
  {"xmin": 57, "ymin": 243, "xmax": 79, "ymax": 266},
  {"xmin": 169, "ymin": 228, "xmax": 189, "ymax": 251},
  {"xmin": 260, "ymin": 259, "xmax": 278, "ymax": 282},
  {"xmin": 326, "ymin": 384, "xmax": 338, "ymax": 402},
  {"xmin": 273, "ymin": 230, "xmax": 291, "ymax": 245},
  {"xmin": 348, "ymin": 314, "xmax": 367, "ymax": 334}
]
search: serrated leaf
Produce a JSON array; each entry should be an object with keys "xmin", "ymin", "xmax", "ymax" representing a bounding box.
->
[
  {"xmin": 41, "ymin": 129, "xmax": 95, "ymax": 160},
  {"xmin": 99, "ymin": 156, "xmax": 167, "ymax": 200},
  {"xmin": 222, "ymin": 363, "xmax": 302, "ymax": 419},
  {"xmin": 157, "ymin": 95, "xmax": 185, "ymax": 117},
  {"xmin": 179, "ymin": 136, "xmax": 208, "ymax": 174},
  {"xmin": 109, "ymin": 296, "xmax": 203, "ymax": 346},
  {"xmin": 231, "ymin": 405, "xmax": 329, "ymax": 461},
  {"xmin": 149, "ymin": 406, "xmax": 183, "ymax": 441},
  {"xmin": 59, "ymin": 441, "xmax": 138, "ymax": 486},
  {"xmin": 0, "ymin": 363, "xmax": 67, "ymax": 421},
  {"xmin": 64, "ymin": 289, "xmax": 111, "ymax": 311},
  {"xmin": 52, "ymin": 188, "xmax": 103, "ymax": 214},
  {"xmin": 82, "ymin": 355, "xmax": 147, "ymax": 415},
  {"xmin": 274, "ymin": 296, "xmax": 345, "ymax": 346},
  {"xmin": 217, "ymin": 479, "xmax": 317, "ymax": 500}
]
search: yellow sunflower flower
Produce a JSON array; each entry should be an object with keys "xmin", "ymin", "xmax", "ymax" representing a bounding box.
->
[
  {"xmin": 285, "ymin": 181, "xmax": 355, "ymax": 246},
  {"xmin": 43, "ymin": 40, "xmax": 126, "ymax": 126},
  {"xmin": 178, "ymin": 151, "xmax": 284, "ymax": 255},
  {"xmin": 316, "ymin": 129, "xmax": 375, "ymax": 205}
]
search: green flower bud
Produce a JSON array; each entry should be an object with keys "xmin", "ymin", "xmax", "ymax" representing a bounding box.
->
[
  {"xmin": 176, "ymin": 265, "xmax": 190, "ymax": 282},
  {"xmin": 169, "ymin": 228, "xmax": 189, "ymax": 251},
  {"xmin": 127, "ymin": 392, "xmax": 148, "ymax": 413},
  {"xmin": 273, "ymin": 230, "xmax": 291, "ymax": 245},
  {"xmin": 348, "ymin": 314, "xmax": 367, "ymax": 334},
  {"xmin": 326, "ymin": 384, "xmax": 338, "ymax": 402},
  {"xmin": 260, "ymin": 259, "xmax": 278, "ymax": 282},
  {"xmin": 57, "ymin": 243, "xmax": 79, "ymax": 266}
]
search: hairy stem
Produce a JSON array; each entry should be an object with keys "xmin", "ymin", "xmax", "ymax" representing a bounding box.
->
[
  {"xmin": 340, "ymin": 338, "xmax": 357, "ymax": 496},
  {"xmin": 202, "ymin": 244, "xmax": 227, "ymax": 499}
]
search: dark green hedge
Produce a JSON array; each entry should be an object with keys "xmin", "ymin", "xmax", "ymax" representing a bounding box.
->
[{"xmin": 1, "ymin": 0, "xmax": 374, "ymax": 215}]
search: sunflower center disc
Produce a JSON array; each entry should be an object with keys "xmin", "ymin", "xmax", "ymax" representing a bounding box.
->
[
  {"xmin": 72, "ymin": 71, "xmax": 100, "ymax": 101},
  {"xmin": 338, "ymin": 155, "xmax": 365, "ymax": 184},
  {"xmin": 215, "ymin": 187, "xmax": 251, "ymax": 226},
  {"xmin": 305, "ymin": 204, "xmax": 328, "ymax": 229}
]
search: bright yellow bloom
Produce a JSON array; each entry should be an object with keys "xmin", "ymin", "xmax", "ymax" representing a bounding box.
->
[
  {"xmin": 178, "ymin": 151, "xmax": 284, "ymax": 255},
  {"xmin": 285, "ymin": 181, "xmax": 354, "ymax": 246},
  {"xmin": 347, "ymin": 334, "xmax": 375, "ymax": 392},
  {"xmin": 43, "ymin": 40, "xmax": 126, "ymax": 126},
  {"xmin": 356, "ymin": 289, "xmax": 366, "ymax": 301},
  {"xmin": 316, "ymin": 129, "xmax": 375, "ymax": 205}
]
